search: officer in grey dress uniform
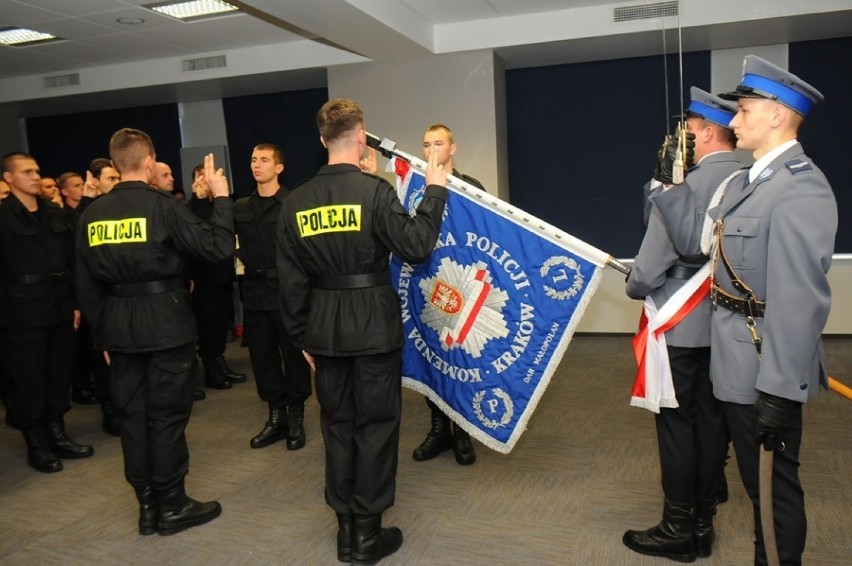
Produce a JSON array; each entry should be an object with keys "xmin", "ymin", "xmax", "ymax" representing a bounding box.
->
[
  {"xmin": 652, "ymin": 56, "xmax": 837, "ymax": 566},
  {"xmin": 623, "ymin": 88, "xmax": 743, "ymax": 562}
]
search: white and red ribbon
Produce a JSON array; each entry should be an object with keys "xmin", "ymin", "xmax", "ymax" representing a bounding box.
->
[{"xmin": 630, "ymin": 261, "xmax": 712, "ymax": 412}]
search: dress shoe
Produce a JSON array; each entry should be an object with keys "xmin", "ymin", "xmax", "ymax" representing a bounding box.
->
[
  {"xmin": 250, "ymin": 406, "xmax": 287, "ymax": 449},
  {"xmin": 216, "ymin": 357, "xmax": 247, "ymax": 384},
  {"xmin": 193, "ymin": 389, "xmax": 206, "ymax": 401},
  {"xmin": 46, "ymin": 419, "xmax": 94, "ymax": 459},
  {"xmin": 451, "ymin": 424, "xmax": 476, "ymax": 466},
  {"xmin": 351, "ymin": 514, "xmax": 402, "ymax": 565},
  {"xmin": 286, "ymin": 404, "xmax": 306, "ymax": 450},
  {"xmin": 413, "ymin": 411, "xmax": 452, "ymax": 461},
  {"xmin": 158, "ymin": 498, "xmax": 222, "ymax": 536},
  {"xmin": 22, "ymin": 428, "xmax": 63, "ymax": 473}
]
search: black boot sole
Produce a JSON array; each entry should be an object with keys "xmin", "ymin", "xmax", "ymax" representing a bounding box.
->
[
  {"xmin": 250, "ymin": 430, "xmax": 287, "ymax": 449},
  {"xmin": 622, "ymin": 533, "xmax": 697, "ymax": 563},
  {"xmin": 157, "ymin": 504, "xmax": 222, "ymax": 536},
  {"xmin": 51, "ymin": 447, "xmax": 94, "ymax": 459},
  {"xmin": 28, "ymin": 458, "xmax": 63, "ymax": 473},
  {"xmin": 412, "ymin": 438, "xmax": 452, "ymax": 461}
]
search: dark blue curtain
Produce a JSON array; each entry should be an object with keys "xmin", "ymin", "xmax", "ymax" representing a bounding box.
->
[
  {"xmin": 222, "ymin": 88, "xmax": 328, "ymax": 198},
  {"xmin": 507, "ymin": 51, "xmax": 709, "ymax": 258},
  {"xmin": 790, "ymin": 36, "xmax": 852, "ymax": 253},
  {"xmin": 26, "ymin": 104, "xmax": 182, "ymax": 186}
]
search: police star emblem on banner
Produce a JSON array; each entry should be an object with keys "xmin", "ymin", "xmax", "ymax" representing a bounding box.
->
[{"xmin": 389, "ymin": 158, "xmax": 604, "ymax": 454}]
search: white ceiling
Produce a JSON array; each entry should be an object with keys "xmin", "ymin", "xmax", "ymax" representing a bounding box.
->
[{"xmin": 1, "ymin": 0, "xmax": 851, "ymax": 117}]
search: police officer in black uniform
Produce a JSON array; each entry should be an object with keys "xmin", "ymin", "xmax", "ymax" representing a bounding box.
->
[
  {"xmin": 234, "ymin": 144, "xmax": 312, "ymax": 451},
  {"xmin": 186, "ymin": 163, "xmax": 246, "ymax": 390},
  {"xmin": 0, "ymin": 152, "xmax": 94, "ymax": 473},
  {"xmin": 412, "ymin": 124, "xmax": 483, "ymax": 467},
  {"xmin": 277, "ymin": 99, "xmax": 448, "ymax": 565},
  {"xmin": 75, "ymin": 129, "xmax": 233, "ymax": 536}
]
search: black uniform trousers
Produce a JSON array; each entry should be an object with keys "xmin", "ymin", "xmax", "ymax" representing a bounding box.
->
[
  {"xmin": 315, "ymin": 350, "xmax": 401, "ymax": 516},
  {"xmin": 191, "ymin": 283, "xmax": 234, "ymax": 360},
  {"xmin": 243, "ymin": 308, "xmax": 312, "ymax": 407},
  {"xmin": 656, "ymin": 345, "xmax": 727, "ymax": 505},
  {"xmin": 110, "ymin": 343, "xmax": 195, "ymax": 494},
  {"xmin": 75, "ymin": 317, "xmax": 111, "ymax": 401},
  {"xmin": 724, "ymin": 401, "xmax": 805, "ymax": 566},
  {"xmin": 0, "ymin": 323, "xmax": 74, "ymax": 429}
]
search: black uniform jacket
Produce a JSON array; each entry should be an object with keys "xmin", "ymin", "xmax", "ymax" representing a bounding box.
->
[
  {"xmin": 234, "ymin": 188, "xmax": 287, "ymax": 311},
  {"xmin": 0, "ymin": 195, "xmax": 76, "ymax": 328},
  {"xmin": 75, "ymin": 181, "xmax": 234, "ymax": 353},
  {"xmin": 187, "ymin": 196, "xmax": 237, "ymax": 286},
  {"xmin": 277, "ymin": 164, "xmax": 448, "ymax": 357}
]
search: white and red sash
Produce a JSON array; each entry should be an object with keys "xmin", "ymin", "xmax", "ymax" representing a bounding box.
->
[{"xmin": 630, "ymin": 261, "xmax": 712, "ymax": 412}]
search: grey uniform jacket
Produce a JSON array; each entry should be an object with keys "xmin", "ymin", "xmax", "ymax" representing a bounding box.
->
[
  {"xmin": 653, "ymin": 142, "xmax": 837, "ymax": 404},
  {"xmin": 627, "ymin": 151, "xmax": 743, "ymax": 348}
]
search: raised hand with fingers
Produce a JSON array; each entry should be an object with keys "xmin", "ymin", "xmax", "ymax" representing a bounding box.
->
[{"xmin": 204, "ymin": 153, "xmax": 229, "ymax": 198}]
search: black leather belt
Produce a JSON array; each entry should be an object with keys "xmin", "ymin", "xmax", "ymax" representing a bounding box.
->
[
  {"xmin": 666, "ymin": 265, "xmax": 701, "ymax": 280},
  {"xmin": 245, "ymin": 268, "xmax": 277, "ymax": 280},
  {"xmin": 315, "ymin": 271, "xmax": 390, "ymax": 290},
  {"xmin": 2, "ymin": 272, "xmax": 67, "ymax": 285},
  {"xmin": 713, "ymin": 285, "xmax": 766, "ymax": 317},
  {"xmin": 109, "ymin": 278, "xmax": 184, "ymax": 297}
]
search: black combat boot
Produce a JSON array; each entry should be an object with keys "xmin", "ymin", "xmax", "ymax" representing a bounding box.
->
[
  {"xmin": 286, "ymin": 403, "xmax": 306, "ymax": 450},
  {"xmin": 694, "ymin": 497, "xmax": 718, "ymax": 558},
  {"xmin": 100, "ymin": 400, "xmax": 121, "ymax": 437},
  {"xmin": 157, "ymin": 484, "xmax": 221, "ymax": 536},
  {"xmin": 451, "ymin": 423, "xmax": 476, "ymax": 465},
  {"xmin": 250, "ymin": 405, "xmax": 287, "ymax": 449},
  {"xmin": 202, "ymin": 358, "xmax": 232, "ymax": 390},
  {"xmin": 46, "ymin": 418, "xmax": 94, "ymax": 459},
  {"xmin": 412, "ymin": 409, "xmax": 452, "ymax": 461},
  {"xmin": 336, "ymin": 512, "xmax": 354, "ymax": 563},
  {"xmin": 350, "ymin": 514, "xmax": 403, "ymax": 565},
  {"xmin": 216, "ymin": 357, "xmax": 247, "ymax": 383},
  {"xmin": 134, "ymin": 485, "xmax": 159, "ymax": 535},
  {"xmin": 22, "ymin": 428, "xmax": 63, "ymax": 473},
  {"xmin": 622, "ymin": 499, "xmax": 697, "ymax": 562}
]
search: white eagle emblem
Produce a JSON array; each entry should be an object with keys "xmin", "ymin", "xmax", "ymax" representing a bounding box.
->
[{"xmin": 419, "ymin": 257, "xmax": 510, "ymax": 359}]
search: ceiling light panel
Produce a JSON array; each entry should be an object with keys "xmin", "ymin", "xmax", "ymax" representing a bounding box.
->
[
  {"xmin": 0, "ymin": 27, "xmax": 59, "ymax": 46},
  {"xmin": 144, "ymin": 0, "xmax": 240, "ymax": 22}
]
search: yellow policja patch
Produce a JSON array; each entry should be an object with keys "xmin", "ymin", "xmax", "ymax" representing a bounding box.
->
[
  {"xmin": 88, "ymin": 218, "xmax": 147, "ymax": 246},
  {"xmin": 296, "ymin": 205, "xmax": 361, "ymax": 237}
]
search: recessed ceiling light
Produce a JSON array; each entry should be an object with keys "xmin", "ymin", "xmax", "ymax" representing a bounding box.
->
[
  {"xmin": 144, "ymin": 0, "xmax": 240, "ymax": 22},
  {"xmin": 117, "ymin": 17, "xmax": 146, "ymax": 25},
  {"xmin": 0, "ymin": 27, "xmax": 60, "ymax": 46}
]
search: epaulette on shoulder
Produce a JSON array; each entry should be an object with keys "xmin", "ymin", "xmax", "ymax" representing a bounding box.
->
[{"xmin": 785, "ymin": 158, "xmax": 813, "ymax": 175}]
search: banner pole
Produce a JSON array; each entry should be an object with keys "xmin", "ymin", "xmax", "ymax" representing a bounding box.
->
[{"xmin": 366, "ymin": 132, "xmax": 631, "ymax": 276}]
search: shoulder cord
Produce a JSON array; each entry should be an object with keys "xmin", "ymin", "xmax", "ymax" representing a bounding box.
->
[
  {"xmin": 706, "ymin": 170, "xmax": 764, "ymax": 358},
  {"xmin": 700, "ymin": 170, "xmax": 746, "ymax": 256}
]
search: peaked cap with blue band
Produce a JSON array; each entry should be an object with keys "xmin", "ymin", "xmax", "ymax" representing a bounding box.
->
[
  {"xmin": 719, "ymin": 55, "xmax": 824, "ymax": 117},
  {"xmin": 685, "ymin": 87, "xmax": 737, "ymax": 129}
]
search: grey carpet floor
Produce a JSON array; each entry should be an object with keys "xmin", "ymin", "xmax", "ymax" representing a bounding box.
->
[{"xmin": 0, "ymin": 334, "xmax": 850, "ymax": 565}]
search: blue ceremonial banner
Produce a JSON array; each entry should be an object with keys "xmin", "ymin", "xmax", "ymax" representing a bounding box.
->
[{"xmin": 390, "ymin": 160, "xmax": 603, "ymax": 453}]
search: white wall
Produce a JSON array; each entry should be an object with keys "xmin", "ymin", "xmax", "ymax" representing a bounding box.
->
[{"xmin": 326, "ymin": 50, "xmax": 508, "ymax": 199}]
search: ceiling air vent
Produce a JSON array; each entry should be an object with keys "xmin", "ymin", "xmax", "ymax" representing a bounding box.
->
[
  {"xmin": 43, "ymin": 73, "xmax": 80, "ymax": 88},
  {"xmin": 182, "ymin": 55, "xmax": 227, "ymax": 72},
  {"xmin": 614, "ymin": 1, "xmax": 678, "ymax": 23}
]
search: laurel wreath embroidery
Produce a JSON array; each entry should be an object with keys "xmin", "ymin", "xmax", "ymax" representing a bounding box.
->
[
  {"xmin": 541, "ymin": 256, "xmax": 584, "ymax": 300},
  {"xmin": 473, "ymin": 388, "xmax": 514, "ymax": 429}
]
